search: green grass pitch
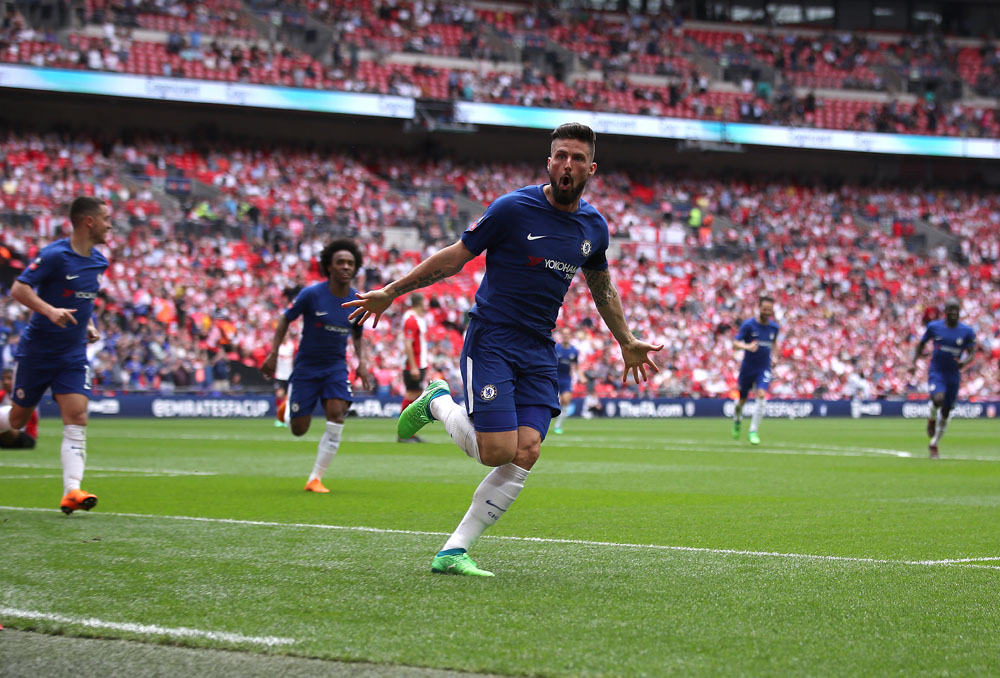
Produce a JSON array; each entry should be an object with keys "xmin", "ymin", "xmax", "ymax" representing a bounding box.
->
[{"xmin": 2, "ymin": 416, "xmax": 999, "ymax": 676}]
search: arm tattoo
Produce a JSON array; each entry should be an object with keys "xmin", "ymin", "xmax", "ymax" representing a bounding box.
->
[
  {"xmin": 584, "ymin": 269, "xmax": 619, "ymax": 308},
  {"xmin": 393, "ymin": 268, "xmax": 447, "ymax": 296}
]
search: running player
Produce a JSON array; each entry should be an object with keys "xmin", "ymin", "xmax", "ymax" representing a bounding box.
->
[
  {"xmin": 552, "ymin": 329, "xmax": 579, "ymax": 435},
  {"xmin": 261, "ymin": 239, "xmax": 372, "ymax": 492},
  {"xmin": 912, "ymin": 298, "xmax": 976, "ymax": 458},
  {"xmin": 732, "ymin": 295, "xmax": 779, "ymax": 445},
  {"xmin": 0, "ymin": 196, "xmax": 110, "ymax": 513},
  {"xmin": 345, "ymin": 123, "xmax": 662, "ymax": 576}
]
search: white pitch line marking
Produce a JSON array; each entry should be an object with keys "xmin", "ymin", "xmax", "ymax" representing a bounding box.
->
[
  {"xmin": 0, "ymin": 463, "xmax": 216, "ymax": 476},
  {"xmin": 0, "ymin": 606, "xmax": 296, "ymax": 646},
  {"xmin": 2, "ymin": 506, "xmax": 997, "ymax": 571}
]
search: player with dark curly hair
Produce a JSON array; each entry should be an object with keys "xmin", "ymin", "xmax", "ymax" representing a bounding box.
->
[{"xmin": 261, "ymin": 238, "xmax": 372, "ymax": 492}]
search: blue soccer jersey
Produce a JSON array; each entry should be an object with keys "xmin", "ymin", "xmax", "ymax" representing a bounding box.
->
[
  {"xmin": 16, "ymin": 239, "xmax": 108, "ymax": 362},
  {"xmin": 283, "ymin": 282, "xmax": 360, "ymax": 372},
  {"xmin": 921, "ymin": 320, "xmax": 976, "ymax": 377},
  {"xmin": 736, "ymin": 317, "xmax": 779, "ymax": 374},
  {"xmin": 555, "ymin": 343, "xmax": 579, "ymax": 382},
  {"xmin": 461, "ymin": 185, "xmax": 610, "ymax": 341}
]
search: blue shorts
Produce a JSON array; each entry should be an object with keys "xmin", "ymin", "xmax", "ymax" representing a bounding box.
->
[
  {"xmin": 557, "ymin": 375, "xmax": 573, "ymax": 395},
  {"xmin": 928, "ymin": 370, "xmax": 960, "ymax": 408},
  {"xmin": 10, "ymin": 357, "xmax": 92, "ymax": 408},
  {"xmin": 738, "ymin": 368, "xmax": 771, "ymax": 399},
  {"xmin": 287, "ymin": 364, "xmax": 352, "ymax": 418},
  {"xmin": 460, "ymin": 319, "xmax": 559, "ymax": 437}
]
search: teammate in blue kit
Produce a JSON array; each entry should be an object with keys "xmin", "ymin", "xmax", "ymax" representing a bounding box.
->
[
  {"xmin": 345, "ymin": 123, "xmax": 662, "ymax": 576},
  {"xmin": 261, "ymin": 239, "xmax": 372, "ymax": 493},
  {"xmin": 732, "ymin": 295, "xmax": 780, "ymax": 445},
  {"xmin": 0, "ymin": 196, "xmax": 110, "ymax": 514},
  {"xmin": 912, "ymin": 299, "xmax": 976, "ymax": 459},
  {"xmin": 552, "ymin": 330, "xmax": 580, "ymax": 435}
]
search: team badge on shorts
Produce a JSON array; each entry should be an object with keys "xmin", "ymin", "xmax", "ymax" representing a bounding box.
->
[
  {"xmin": 16, "ymin": 388, "xmax": 24, "ymax": 400},
  {"xmin": 480, "ymin": 384, "xmax": 498, "ymax": 401},
  {"xmin": 291, "ymin": 403, "xmax": 300, "ymax": 412},
  {"xmin": 581, "ymin": 239, "xmax": 592, "ymax": 257}
]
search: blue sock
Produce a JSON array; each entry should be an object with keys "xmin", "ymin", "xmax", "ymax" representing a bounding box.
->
[{"xmin": 437, "ymin": 547, "xmax": 466, "ymax": 557}]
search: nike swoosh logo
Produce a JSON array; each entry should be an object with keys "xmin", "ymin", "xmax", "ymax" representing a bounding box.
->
[
  {"xmin": 485, "ymin": 499, "xmax": 507, "ymax": 513},
  {"xmin": 315, "ymin": 312, "xmax": 328, "ymax": 316},
  {"xmin": 526, "ymin": 234, "xmax": 547, "ymax": 240},
  {"xmin": 66, "ymin": 275, "xmax": 80, "ymax": 280}
]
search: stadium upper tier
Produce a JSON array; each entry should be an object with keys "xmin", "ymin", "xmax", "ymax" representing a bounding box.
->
[
  {"xmin": 1, "ymin": 133, "xmax": 998, "ymax": 400},
  {"xmin": 2, "ymin": 2, "xmax": 999, "ymax": 138}
]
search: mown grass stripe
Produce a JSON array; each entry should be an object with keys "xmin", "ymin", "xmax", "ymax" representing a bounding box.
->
[{"xmin": 2, "ymin": 505, "xmax": 997, "ymax": 571}]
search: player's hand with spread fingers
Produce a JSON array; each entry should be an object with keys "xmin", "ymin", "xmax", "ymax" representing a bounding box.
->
[
  {"xmin": 620, "ymin": 339, "xmax": 664, "ymax": 384},
  {"xmin": 46, "ymin": 307, "xmax": 78, "ymax": 328},
  {"xmin": 343, "ymin": 289, "xmax": 393, "ymax": 328}
]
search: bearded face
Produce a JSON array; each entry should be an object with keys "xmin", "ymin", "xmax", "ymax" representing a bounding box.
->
[{"xmin": 547, "ymin": 139, "xmax": 596, "ymax": 207}]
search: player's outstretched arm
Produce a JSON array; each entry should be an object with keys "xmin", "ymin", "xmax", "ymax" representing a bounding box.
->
[
  {"xmin": 352, "ymin": 327, "xmax": 373, "ymax": 391},
  {"xmin": 11, "ymin": 281, "xmax": 78, "ymax": 327},
  {"xmin": 583, "ymin": 269, "xmax": 663, "ymax": 385},
  {"xmin": 343, "ymin": 240, "xmax": 475, "ymax": 328}
]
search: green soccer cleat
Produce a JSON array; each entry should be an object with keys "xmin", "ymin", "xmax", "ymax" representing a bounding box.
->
[
  {"xmin": 431, "ymin": 552, "xmax": 495, "ymax": 577},
  {"xmin": 554, "ymin": 426, "xmax": 563, "ymax": 435},
  {"xmin": 731, "ymin": 420, "xmax": 741, "ymax": 439},
  {"xmin": 748, "ymin": 431, "xmax": 760, "ymax": 445},
  {"xmin": 397, "ymin": 379, "xmax": 450, "ymax": 439}
]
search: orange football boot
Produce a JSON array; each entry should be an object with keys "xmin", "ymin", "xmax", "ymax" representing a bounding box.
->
[
  {"xmin": 60, "ymin": 489, "xmax": 98, "ymax": 514},
  {"xmin": 304, "ymin": 478, "xmax": 330, "ymax": 493}
]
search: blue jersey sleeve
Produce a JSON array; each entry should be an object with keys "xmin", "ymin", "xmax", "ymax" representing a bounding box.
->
[
  {"xmin": 919, "ymin": 324, "xmax": 935, "ymax": 344},
  {"xmin": 283, "ymin": 287, "xmax": 311, "ymax": 323},
  {"xmin": 17, "ymin": 250, "xmax": 60, "ymax": 289},
  {"xmin": 461, "ymin": 193, "xmax": 517, "ymax": 256},
  {"xmin": 735, "ymin": 320, "xmax": 752, "ymax": 342}
]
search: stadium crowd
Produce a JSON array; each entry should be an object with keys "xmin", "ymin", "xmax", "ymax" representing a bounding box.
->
[
  {"xmin": 5, "ymin": 1, "xmax": 1000, "ymax": 137},
  {"xmin": 2, "ymin": 130, "xmax": 999, "ymax": 402}
]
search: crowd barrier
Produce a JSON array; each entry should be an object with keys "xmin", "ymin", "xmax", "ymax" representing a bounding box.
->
[{"xmin": 35, "ymin": 395, "xmax": 1000, "ymax": 419}]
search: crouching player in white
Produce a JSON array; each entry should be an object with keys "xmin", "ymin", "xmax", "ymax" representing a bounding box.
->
[
  {"xmin": 0, "ymin": 196, "xmax": 110, "ymax": 513},
  {"xmin": 732, "ymin": 295, "xmax": 779, "ymax": 445}
]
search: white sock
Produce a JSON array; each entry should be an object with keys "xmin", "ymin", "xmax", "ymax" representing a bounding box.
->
[
  {"xmin": 442, "ymin": 463, "xmax": 529, "ymax": 552},
  {"xmin": 61, "ymin": 424, "xmax": 87, "ymax": 493},
  {"xmin": 554, "ymin": 409, "xmax": 566, "ymax": 429},
  {"xmin": 430, "ymin": 394, "xmax": 481, "ymax": 463},
  {"xmin": 929, "ymin": 401, "xmax": 939, "ymax": 421},
  {"xmin": 931, "ymin": 412, "xmax": 950, "ymax": 446},
  {"xmin": 749, "ymin": 397, "xmax": 765, "ymax": 433},
  {"xmin": 733, "ymin": 401, "xmax": 744, "ymax": 423},
  {"xmin": 309, "ymin": 421, "xmax": 343, "ymax": 482},
  {"xmin": 0, "ymin": 405, "xmax": 10, "ymax": 432}
]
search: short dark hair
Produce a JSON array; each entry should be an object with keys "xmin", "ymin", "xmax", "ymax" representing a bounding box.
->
[
  {"xmin": 551, "ymin": 123, "xmax": 596, "ymax": 161},
  {"xmin": 759, "ymin": 295, "xmax": 775, "ymax": 305},
  {"xmin": 69, "ymin": 196, "xmax": 106, "ymax": 227},
  {"xmin": 319, "ymin": 238, "xmax": 362, "ymax": 279},
  {"xmin": 944, "ymin": 298, "xmax": 961, "ymax": 310}
]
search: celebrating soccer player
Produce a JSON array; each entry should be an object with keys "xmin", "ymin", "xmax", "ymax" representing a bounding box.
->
[
  {"xmin": 731, "ymin": 295, "xmax": 780, "ymax": 445},
  {"xmin": 0, "ymin": 196, "xmax": 110, "ymax": 513},
  {"xmin": 261, "ymin": 239, "xmax": 372, "ymax": 493},
  {"xmin": 912, "ymin": 298, "xmax": 977, "ymax": 458},
  {"xmin": 345, "ymin": 123, "xmax": 662, "ymax": 576}
]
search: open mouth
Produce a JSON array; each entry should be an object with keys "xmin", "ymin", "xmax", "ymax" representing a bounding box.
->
[{"xmin": 559, "ymin": 175, "xmax": 572, "ymax": 189}]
